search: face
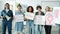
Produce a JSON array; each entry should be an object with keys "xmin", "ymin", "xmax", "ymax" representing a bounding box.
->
[
  {"xmin": 5, "ymin": 4, "xmax": 9, "ymax": 9},
  {"xmin": 38, "ymin": 8, "xmax": 41, "ymax": 12},
  {"xmin": 17, "ymin": 6, "xmax": 21, "ymax": 11},
  {"xmin": 29, "ymin": 7, "xmax": 32, "ymax": 12},
  {"xmin": 45, "ymin": 7, "xmax": 50, "ymax": 11}
]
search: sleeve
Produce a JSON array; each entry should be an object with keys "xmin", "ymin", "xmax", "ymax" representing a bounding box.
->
[
  {"xmin": 35, "ymin": 12, "xmax": 38, "ymax": 15},
  {"xmin": 41, "ymin": 12, "xmax": 45, "ymax": 15},
  {"xmin": 11, "ymin": 10, "xmax": 13, "ymax": 17},
  {"xmin": 1, "ymin": 11, "xmax": 3, "ymax": 16},
  {"xmin": 10, "ymin": 10, "xmax": 14, "ymax": 21},
  {"xmin": 23, "ymin": 12, "xmax": 25, "ymax": 16}
]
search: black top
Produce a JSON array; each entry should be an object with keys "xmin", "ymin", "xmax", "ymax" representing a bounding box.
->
[
  {"xmin": 35, "ymin": 11, "xmax": 45, "ymax": 15},
  {"xmin": 1, "ymin": 9, "xmax": 13, "ymax": 22}
]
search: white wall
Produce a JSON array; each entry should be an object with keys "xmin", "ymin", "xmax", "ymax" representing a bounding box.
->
[
  {"xmin": 15, "ymin": 0, "xmax": 60, "ymax": 12},
  {"xmin": 0, "ymin": 0, "xmax": 60, "ymax": 12}
]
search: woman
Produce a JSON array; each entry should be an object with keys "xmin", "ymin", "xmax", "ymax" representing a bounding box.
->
[
  {"xmin": 26, "ymin": 6, "xmax": 35, "ymax": 34},
  {"xmin": 15, "ymin": 4, "xmax": 24, "ymax": 34},
  {"xmin": 34, "ymin": 5, "xmax": 45, "ymax": 34},
  {"xmin": 1, "ymin": 3, "xmax": 13, "ymax": 34},
  {"xmin": 44, "ymin": 6, "xmax": 52, "ymax": 34}
]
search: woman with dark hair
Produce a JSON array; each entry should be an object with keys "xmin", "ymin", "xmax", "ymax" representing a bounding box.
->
[
  {"xmin": 34, "ymin": 5, "xmax": 45, "ymax": 34},
  {"xmin": 27, "ymin": 6, "xmax": 34, "ymax": 13},
  {"xmin": 1, "ymin": 3, "xmax": 13, "ymax": 34},
  {"xmin": 26, "ymin": 6, "xmax": 35, "ymax": 34}
]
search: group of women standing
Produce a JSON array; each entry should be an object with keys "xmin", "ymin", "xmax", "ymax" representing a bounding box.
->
[{"xmin": 1, "ymin": 3, "xmax": 52, "ymax": 34}]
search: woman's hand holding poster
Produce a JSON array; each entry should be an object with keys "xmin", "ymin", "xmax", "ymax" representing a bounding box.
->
[
  {"xmin": 14, "ymin": 15, "xmax": 24, "ymax": 22},
  {"xmin": 25, "ymin": 12, "xmax": 35, "ymax": 20},
  {"xmin": 45, "ymin": 12, "xmax": 55, "ymax": 26},
  {"xmin": 34, "ymin": 15, "xmax": 45, "ymax": 25}
]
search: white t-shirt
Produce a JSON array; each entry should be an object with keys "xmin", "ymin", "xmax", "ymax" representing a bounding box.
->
[{"xmin": 6, "ymin": 9, "xmax": 9, "ymax": 13}]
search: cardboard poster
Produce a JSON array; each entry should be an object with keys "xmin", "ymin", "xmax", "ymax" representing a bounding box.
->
[
  {"xmin": 34, "ymin": 15, "xmax": 45, "ymax": 25},
  {"xmin": 53, "ymin": 7, "xmax": 60, "ymax": 24},
  {"xmin": 14, "ymin": 15, "xmax": 24, "ymax": 22},
  {"xmin": 45, "ymin": 12, "xmax": 55, "ymax": 25},
  {"xmin": 25, "ymin": 12, "xmax": 35, "ymax": 20}
]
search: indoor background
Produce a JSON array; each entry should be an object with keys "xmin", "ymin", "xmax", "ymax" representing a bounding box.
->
[{"xmin": 0, "ymin": 0, "xmax": 60, "ymax": 34}]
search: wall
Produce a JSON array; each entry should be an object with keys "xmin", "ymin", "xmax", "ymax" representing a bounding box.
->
[{"xmin": 0, "ymin": 0, "xmax": 60, "ymax": 12}]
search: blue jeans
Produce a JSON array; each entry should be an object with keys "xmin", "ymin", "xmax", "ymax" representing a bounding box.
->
[
  {"xmin": 26, "ymin": 20, "xmax": 35, "ymax": 34},
  {"xmin": 34, "ymin": 25, "xmax": 43, "ymax": 34},
  {"xmin": 2, "ymin": 20, "xmax": 12, "ymax": 34},
  {"xmin": 15, "ymin": 22, "xmax": 24, "ymax": 32}
]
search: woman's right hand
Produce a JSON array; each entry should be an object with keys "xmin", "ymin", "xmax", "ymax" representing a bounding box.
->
[
  {"xmin": 1, "ymin": 16, "xmax": 5, "ymax": 18},
  {"xmin": 24, "ymin": 17, "xmax": 28, "ymax": 21}
]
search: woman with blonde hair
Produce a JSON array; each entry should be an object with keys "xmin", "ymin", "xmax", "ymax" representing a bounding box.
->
[{"xmin": 44, "ymin": 6, "xmax": 52, "ymax": 34}]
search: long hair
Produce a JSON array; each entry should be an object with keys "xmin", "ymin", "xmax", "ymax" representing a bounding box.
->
[{"xmin": 4, "ymin": 3, "xmax": 10, "ymax": 9}]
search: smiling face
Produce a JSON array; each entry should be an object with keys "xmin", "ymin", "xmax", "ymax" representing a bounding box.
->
[
  {"xmin": 36, "ymin": 6, "xmax": 42, "ymax": 12},
  {"xmin": 37, "ymin": 8, "xmax": 41, "ymax": 12},
  {"xmin": 45, "ymin": 6, "xmax": 50, "ymax": 12},
  {"xmin": 5, "ymin": 3, "xmax": 10, "ymax": 9},
  {"xmin": 17, "ymin": 6, "xmax": 21, "ymax": 11},
  {"xmin": 29, "ymin": 7, "xmax": 32, "ymax": 12},
  {"xmin": 27, "ymin": 6, "xmax": 34, "ymax": 13},
  {"xmin": 17, "ymin": 4, "xmax": 22, "ymax": 12}
]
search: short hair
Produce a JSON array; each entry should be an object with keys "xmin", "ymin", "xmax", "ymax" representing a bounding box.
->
[
  {"xmin": 27, "ymin": 6, "xmax": 34, "ymax": 13},
  {"xmin": 36, "ymin": 5, "xmax": 42, "ymax": 10},
  {"xmin": 17, "ymin": 4, "xmax": 22, "ymax": 8},
  {"xmin": 4, "ymin": 3, "xmax": 10, "ymax": 9}
]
